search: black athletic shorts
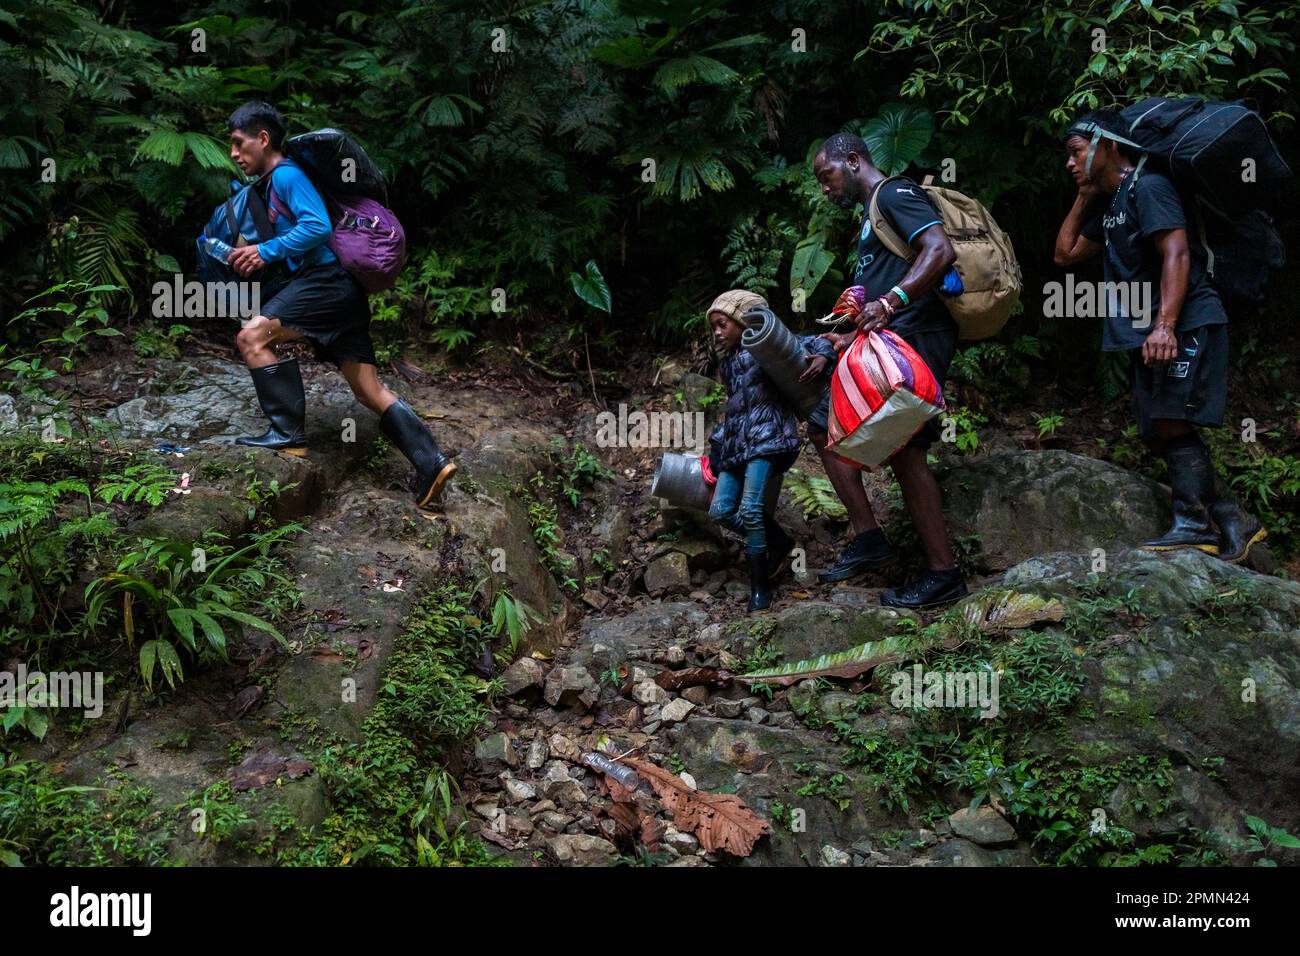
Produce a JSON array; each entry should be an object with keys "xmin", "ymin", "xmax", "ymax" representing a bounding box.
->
[
  {"xmin": 806, "ymin": 325, "xmax": 958, "ymax": 451},
  {"xmin": 1130, "ymin": 323, "xmax": 1228, "ymax": 440},
  {"xmin": 259, "ymin": 262, "xmax": 376, "ymax": 366}
]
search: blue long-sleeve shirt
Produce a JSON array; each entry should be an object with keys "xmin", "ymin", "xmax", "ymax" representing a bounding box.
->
[{"xmin": 258, "ymin": 159, "xmax": 336, "ymax": 271}]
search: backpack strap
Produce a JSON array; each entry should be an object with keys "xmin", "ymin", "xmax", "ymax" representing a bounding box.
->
[
  {"xmin": 223, "ymin": 198, "xmax": 240, "ymax": 242},
  {"xmin": 244, "ymin": 183, "xmax": 276, "ymax": 244},
  {"xmin": 868, "ymin": 175, "xmax": 918, "ymax": 263}
]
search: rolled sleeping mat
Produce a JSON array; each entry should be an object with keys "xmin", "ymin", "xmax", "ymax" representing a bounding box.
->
[
  {"xmin": 651, "ymin": 452, "xmax": 713, "ymax": 512},
  {"xmin": 740, "ymin": 306, "xmax": 826, "ymax": 420}
]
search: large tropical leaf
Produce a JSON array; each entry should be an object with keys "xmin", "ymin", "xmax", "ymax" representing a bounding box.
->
[
  {"xmin": 861, "ymin": 103, "xmax": 934, "ymax": 177},
  {"xmin": 960, "ymin": 589, "xmax": 1066, "ymax": 633},
  {"xmin": 569, "ymin": 260, "xmax": 611, "ymax": 313},
  {"xmin": 736, "ymin": 631, "xmax": 962, "ymax": 687},
  {"xmin": 789, "ymin": 229, "xmax": 834, "ymax": 296}
]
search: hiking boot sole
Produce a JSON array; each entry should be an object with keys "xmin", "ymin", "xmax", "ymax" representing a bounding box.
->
[
  {"xmin": 1220, "ymin": 527, "xmax": 1267, "ymax": 565},
  {"xmin": 1141, "ymin": 541, "xmax": 1221, "ymax": 555},
  {"xmin": 816, "ymin": 554, "xmax": 895, "ymax": 584},
  {"xmin": 880, "ymin": 585, "xmax": 969, "ymax": 611},
  {"xmin": 416, "ymin": 461, "xmax": 457, "ymax": 508}
]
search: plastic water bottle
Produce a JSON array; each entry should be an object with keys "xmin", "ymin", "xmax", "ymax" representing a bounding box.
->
[
  {"xmin": 198, "ymin": 234, "xmax": 234, "ymax": 264},
  {"xmin": 582, "ymin": 752, "xmax": 641, "ymax": 789}
]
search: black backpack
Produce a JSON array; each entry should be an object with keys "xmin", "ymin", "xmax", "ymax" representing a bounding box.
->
[
  {"xmin": 283, "ymin": 128, "xmax": 390, "ymax": 205},
  {"xmin": 1113, "ymin": 97, "xmax": 1292, "ymax": 303}
]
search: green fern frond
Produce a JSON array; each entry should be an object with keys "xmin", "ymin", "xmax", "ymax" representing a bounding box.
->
[
  {"xmin": 652, "ymin": 54, "xmax": 739, "ymax": 93},
  {"xmin": 784, "ymin": 468, "xmax": 848, "ymax": 521},
  {"xmin": 134, "ymin": 129, "xmax": 186, "ymax": 165}
]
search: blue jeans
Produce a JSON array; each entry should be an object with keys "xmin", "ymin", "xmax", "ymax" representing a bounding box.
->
[{"xmin": 709, "ymin": 458, "xmax": 776, "ymax": 557}]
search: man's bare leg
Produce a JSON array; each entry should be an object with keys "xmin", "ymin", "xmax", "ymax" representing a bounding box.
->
[
  {"xmin": 888, "ymin": 444, "xmax": 956, "ymax": 571},
  {"xmin": 811, "ymin": 431, "xmax": 879, "ymax": 534},
  {"xmin": 338, "ymin": 360, "xmax": 399, "ymax": 415},
  {"xmin": 236, "ymin": 315, "xmax": 305, "ymax": 367}
]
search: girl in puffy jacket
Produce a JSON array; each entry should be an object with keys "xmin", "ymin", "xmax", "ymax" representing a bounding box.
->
[{"xmin": 706, "ymin": 290, "xmax": 835, "ymax": 611}]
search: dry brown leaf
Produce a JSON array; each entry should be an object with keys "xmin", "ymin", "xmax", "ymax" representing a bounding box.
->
[
  {"xmin": 653, "ymin": 667, "xmax": 733, "ymax": 692},
  {"xmin": 620, "ymin": 756, "xmax": 769, "ymax": 857}
]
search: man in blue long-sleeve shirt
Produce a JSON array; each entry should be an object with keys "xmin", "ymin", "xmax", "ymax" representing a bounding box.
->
[{"xmin": 223, "ymin": 101, "xmax": 456, "ymax": 507}]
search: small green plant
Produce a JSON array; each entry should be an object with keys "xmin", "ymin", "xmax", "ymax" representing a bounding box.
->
[
  {"xmin": 552, "ymin": 440, "xmax": 613, "ymax": 508},
  {"xmin": 942, "ymin": 407, "xmax": 987, "ymax": 454},
  {"xmin": 83, "ymin": 525, "xmax": 300, "ymax": 692},
  {"xmin": 1034, "ymin": 412, "xmax": 1064, "ymax": 441},
  {"xmin": 784, "ymin": 468, "xmax": 848, "ymax": 521},
  {"xmin": 1244, "ymin": 815, "xmax": 1300, "ymax": 866},
  {"xmin": 698, "ymin": 382, "xmax": 726, "ymax": 409},
  {"xmin": 197, "ymin": 781, "xmax": 254, "ymax": 844},
  {"xmin": 130, "ymin": 322, "xmax": 190, "ymax": 359},
  {"xmin": 489, "ymin": 587, "xmax": 546, "ymax": 658},
  {"xmin": 94, "ymin": 463, "xmax": 178, "ymax": 507}
]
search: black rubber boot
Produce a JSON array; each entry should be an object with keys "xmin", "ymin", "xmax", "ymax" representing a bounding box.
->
[
  {"xmin": 881, "ymin": 568, "xmax": 968, "ymax": 610},
  {"xmin": 747, "ymin": 553, "xmax": 773, "ymax": 613},
  {"xmin": 1209, "ymin": 476, "xmax": 1266, "ymax": 564},
  {"xmin": 764, "ymin": 517, "xmax": 795, "ymax": 580},
  {"xmin": 816, "ymin": 528, "xmax": 894, "ymax": 583},
  {"xmin": 378, "ymin": 397, "xmax": 457, "ymax": 508},
  {"xmin": 236, "ymin": 358, "xmax": 308, "ymax": 456},
  {"xmin": 1142, "ymin": 443, "xmax": 1220, "ymax": 554}
]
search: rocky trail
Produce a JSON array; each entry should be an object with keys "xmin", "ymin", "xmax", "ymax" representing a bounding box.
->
[{"xmin": 11, "ymin": 344, "xmax": 1300, "ymax": 867}]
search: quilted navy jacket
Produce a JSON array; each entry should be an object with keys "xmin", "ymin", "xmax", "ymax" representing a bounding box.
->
[{"xmin": 709, "ymin": 334, "xmax": 835, "ymax": 473}]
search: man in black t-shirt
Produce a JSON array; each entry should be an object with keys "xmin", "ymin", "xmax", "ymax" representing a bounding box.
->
[
  {"xmin": 805, "ymin": 132, "xmax": 966, "ymax": 609},
  {"xmin": 1054, "ymin": 109, "xmax": 1264, "ymax": 563}
]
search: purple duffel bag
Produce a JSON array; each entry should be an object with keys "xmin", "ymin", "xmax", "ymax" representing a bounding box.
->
[{"xmin": 326, "ymin": 194, "xmax": 406, "ymax": 293}]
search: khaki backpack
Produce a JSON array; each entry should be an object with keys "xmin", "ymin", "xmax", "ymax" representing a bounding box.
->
[{"xmin": 868, "ymin": 175, "xmax": 1022, "ymax": 341}]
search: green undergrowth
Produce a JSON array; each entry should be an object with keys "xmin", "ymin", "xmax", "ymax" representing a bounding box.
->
[
  {"xmin": 788, "ymin": 584, "xmax": 1239, "ymax": 866},
  {"xmin": 281, "ymin": 582, "xmax": 504, "ymax": 867}
]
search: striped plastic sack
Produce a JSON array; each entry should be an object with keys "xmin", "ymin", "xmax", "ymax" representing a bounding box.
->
[{"xmin": 827, "ymin": 329, "xmax": 945, "ymax": 469}]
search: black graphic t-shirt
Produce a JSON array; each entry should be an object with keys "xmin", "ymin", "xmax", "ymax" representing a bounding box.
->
[
  {"xmin": 853, "ymin": 179, "xmax": 955, "ymax": 338},
  {"xmin": 1081, "ymin": 169, "xmax": 1227, "ymax": 352}
]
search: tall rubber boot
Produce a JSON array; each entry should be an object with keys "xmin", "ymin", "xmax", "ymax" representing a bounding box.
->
[
  {"xmin": 1141, "ymin": 443, "xmax": 1220, "ymax": 554},
  {"xmin": 764, "ymin": 517, "xmax": 795, "ymax": 580},
  {"xmin": 378, "ymin": 398, "xmax": 457, "ymax": 508},
  {"xmin": 747, "ymin": 553, "xmax": 773, "ymax": 613},
  {"xmin": 236, "ymin": 358, "xmax": 308, "ymax": 456},
  {"xmin": 1209, "ymin": 475, "xmax": 1266, "ymax": 564}
]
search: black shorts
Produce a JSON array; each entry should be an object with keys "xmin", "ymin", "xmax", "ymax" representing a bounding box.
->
[
  {"xmin": 1130, "ymin": 323, "xmax": 1228, "ymax": 440},
  {"xmin": 806, "ymin": 325, "xmax": 958, "ymax": 450},
  {"xmin": 260, "ymin": 262, "xmax": 376, "ymax": 366}
]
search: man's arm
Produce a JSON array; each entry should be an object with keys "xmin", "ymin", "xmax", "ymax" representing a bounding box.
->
[
  {"xmin": 1054, "ymin": 187, "xmax": 1104, "ymax": 267},
  {"xmin": 257, "ymin": 167, "xmax": 332, "ymax": 263},
  {"xmin": 1141, "ymin": 228, "xmax": 1189, "ymax": 365},
  {"xmin": 857, "ymin": 224, "xmax": 955, "ymax": 333},
  {"xmin": 229, "ymin": 166, "xmax": 333, "ymax": 277}
]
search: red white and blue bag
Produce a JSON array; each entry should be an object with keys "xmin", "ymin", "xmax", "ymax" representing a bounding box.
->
[{"xmin": 827, "ymin": 329, "xmax": 945, "ymax": 469}]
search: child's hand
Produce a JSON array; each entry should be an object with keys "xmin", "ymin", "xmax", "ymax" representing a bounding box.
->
[
  {"xmin": 818, "ymin": 330, "xmax": 855, "ymax": 353},
  {"xmin": 799, "ymin": 352, "xmax": 829, "ymax": 382}
]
